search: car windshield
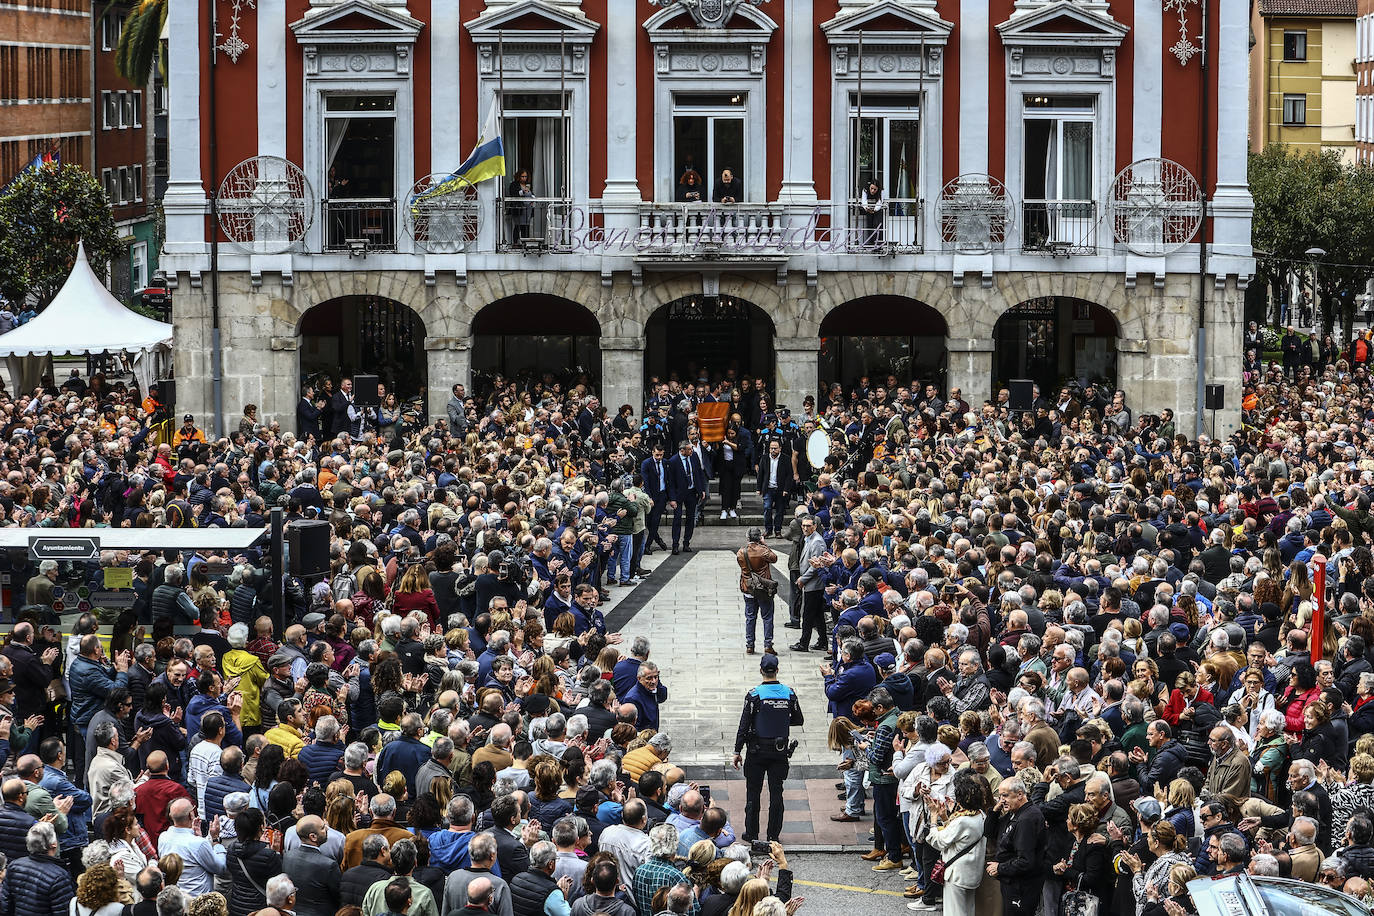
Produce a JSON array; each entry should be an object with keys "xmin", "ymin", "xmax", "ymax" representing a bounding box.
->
[{"xmin": 1252, "ymin": 879, "xmax": 1369, "ymax": 916}]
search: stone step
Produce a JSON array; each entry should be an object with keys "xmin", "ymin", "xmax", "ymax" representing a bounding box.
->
[{"xmin": 699, "ymin": 513, "xmax": 765, "ymax": 526}]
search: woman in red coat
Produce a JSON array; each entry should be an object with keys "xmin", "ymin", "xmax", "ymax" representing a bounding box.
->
[{"xmin": 391, "ymin": 563, "xmax": 440, "ymax": 628}]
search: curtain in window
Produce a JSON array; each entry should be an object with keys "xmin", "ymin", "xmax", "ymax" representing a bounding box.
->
[
  {"xmin": 533, "ymin": 117, "xmax": 562, "ymax": 198},
  {"xmin": 1063, "ymin": 121, "xmax": 1092, "ymax": 200},
  {"xmin": 325, "ymin": 119, "xmax": 351, "ymax": 185}
]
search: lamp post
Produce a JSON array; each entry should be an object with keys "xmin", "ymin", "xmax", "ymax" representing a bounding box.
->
[{"xmin": 1304, "ymin": 246, "xmax": 1326, "ymax": 332}]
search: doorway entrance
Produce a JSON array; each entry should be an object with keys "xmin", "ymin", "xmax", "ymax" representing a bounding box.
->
[
  {"xmin": 299, "ymin": 295, "xmax": 427, "ymax": 403},
  {"xmin": 471, "ymin": 295, "xmax": 600, "ymax": 399},
  {"xmin": 644, "ymin": 295, "xmax": 773, "ymax": 389},
  {"xmin": 992, "ymin": 297, "xmax": 1118, "ymax": 394}
]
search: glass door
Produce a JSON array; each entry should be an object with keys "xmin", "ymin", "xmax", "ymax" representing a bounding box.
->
[
  {"xmin": 1023, "ymin": 95, "xmax": 1095, "ymax": 248},
  {"xmin": 671, "ymin": 93, "xmax": 746, "ymax": 201},
  {"xmin": 848, "ymin": 94, "xmax": 921, "ymax": 246}
]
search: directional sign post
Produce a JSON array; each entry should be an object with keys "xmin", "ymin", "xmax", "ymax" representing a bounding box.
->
[{"xmin": 28, "ymin": 536, "xmax": 100, "ymax": 562}]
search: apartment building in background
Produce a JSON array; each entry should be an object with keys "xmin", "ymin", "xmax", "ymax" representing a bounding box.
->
[
  {"xmin": 1251, "ymin": 0, "xmax": 1358, "ymax": 161},
  {"xmin": 1356, "ymin": 0, "xmax": 1373, "ymax": 161},
  {"xmin": 0, "ymin": 0, "xmax": 90, "ymax": 183},
  {"xmin": 94, "ymin": 1, "xmax": 159, "ymax": 300}
]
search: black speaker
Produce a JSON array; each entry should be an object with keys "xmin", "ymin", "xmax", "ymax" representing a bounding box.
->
[
  {"xmin": 1009, "ymin": 379, "xmax": 1034, "ymax": 411},
  {"xmin": 155, "ymin": 378, "xmax": 176, "ymax": 408},
  {"xmin": 1205, "ymin": 384, "xmax": 1225, "ymax": 410},
  {"xmin": 287, "ymin": 519, "xmax": 331, "ymax": 577},
  {"xmin": 353, "ymin": 374, "xmax": 381, "ymax": 407}
]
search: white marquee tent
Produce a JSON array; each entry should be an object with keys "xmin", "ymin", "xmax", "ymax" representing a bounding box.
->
[{"xmin": 0, "ymin": 241, "xmax": 173, "ymax": 393}]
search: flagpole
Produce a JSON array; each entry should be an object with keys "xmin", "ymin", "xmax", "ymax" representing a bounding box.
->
[
  {"xmin": 497, "ymin": 32, "xmax": 505, "ymax": 244},
  {"xmin": 560, "ymin": 29, "xmax": 568, "ymax": 200},
  {"xmin": 856, "ymin": 30, "xmax": 864, "ymax": 206}
]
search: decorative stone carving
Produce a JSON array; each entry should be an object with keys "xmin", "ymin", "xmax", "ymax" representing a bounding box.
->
[{"xmin": 647, "ymin": 0, "xmax": 769, "ymax": 30}]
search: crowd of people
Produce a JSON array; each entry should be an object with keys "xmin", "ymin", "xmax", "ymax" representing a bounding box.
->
[{"xmin": 0, "ymin": 329, "xmax": 1369, "ymax": 916}]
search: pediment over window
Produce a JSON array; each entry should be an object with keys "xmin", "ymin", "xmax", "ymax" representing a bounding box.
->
[
  {"xmin": 291, "ymin": 0, "xmax": 423, "ymax": 76},
  {"xmin": 644, "ymin": 3, "xmax": 777, "ymax": 76},
  {"xmin": 821, "ymin": 1, "xmax": 952, "ymax": 78},
  {"xmin": 996, "ymin": 0, "xmax": 1128, "ymax": 49},
  {"xmin": 465, "ymin": 0, "xmax": 599, "ymax": 77}
]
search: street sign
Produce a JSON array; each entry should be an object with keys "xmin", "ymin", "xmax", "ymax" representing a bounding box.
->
[{"xmin": 28, "ymin": 536, "xmax": 99, "ymax": 562}]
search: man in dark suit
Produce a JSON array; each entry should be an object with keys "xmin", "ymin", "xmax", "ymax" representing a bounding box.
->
[
  {"xmin": 283, "ymin": 815, "xmax": 342, "ymax": 916},
  {"xmin": 756, "ymin": 438, "xmax": 794, "ymax": 538},
  {"xmin": 330, "ymin": 377, "xmax": 358, "ymax": 438},
  {"xmin": 296, "ymin": 384, "xmax": 323, "ymax": 442},
  {"xmin": 486, "ymin": 793, "xmax": 531, "ymax": 878},
  {"xmin": 665, "ymin": 440, "xmax": 706, "ymax": 555},
  {"xmin": 639, "ymin": 444, "xmax": 670, "ymax": 554}
]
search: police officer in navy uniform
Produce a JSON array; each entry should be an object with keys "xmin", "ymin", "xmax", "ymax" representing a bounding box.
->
[{"xmin": 733, "ymin": 653, "xmax": 803, "ymax": 843}]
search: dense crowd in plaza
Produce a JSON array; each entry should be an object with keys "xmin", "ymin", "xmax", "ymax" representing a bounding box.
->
[{"xmin": 0, "ymin": 324, "xmax": 1368, "ymax": 916}]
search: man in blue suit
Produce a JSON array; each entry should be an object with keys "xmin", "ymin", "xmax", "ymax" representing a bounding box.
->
[
  {"xmin": 639, "ymin": 444, "xmax": 671, "ymax": 554},
  {"xmin": 665, "ymin": 439, "xmax": 707, "ymax": 554}
]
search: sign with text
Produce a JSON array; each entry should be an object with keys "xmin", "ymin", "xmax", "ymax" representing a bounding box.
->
[{"xmin": 29, "ymin": 536, "xmax": 99, "ymax": 562}]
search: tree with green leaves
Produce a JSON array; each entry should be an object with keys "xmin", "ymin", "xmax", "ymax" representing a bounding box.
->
[
  {"xmin": 0, "ymin": 163, "xmax": 121, "ymax": 310},
  {"xmin": 1249, "ymin": 144, "xmax": 1374, "ymax": 341},
  {"xmin": 115, "ymin": 0, "xmax": 166, "ymax": 88}
]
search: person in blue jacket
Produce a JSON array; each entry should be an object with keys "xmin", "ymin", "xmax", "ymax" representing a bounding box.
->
[{"xmin": 823, "ymin": 639, "xmax": 878, "ymax": 718}]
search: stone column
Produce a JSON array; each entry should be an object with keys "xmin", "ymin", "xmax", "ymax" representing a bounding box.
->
[
  {"xmin": 425, "ymin": 336, "xmax": 472, "ymax": 424},
  {"xmin": 946, "ymin": 338, "xmax": 994, "ymax": 408},
  {"xmin": 775, "ymin": 337, "xmax": 818, "ymax": 414},
  {"xmin": 600, "ymin": 0, "xmax": 640, "ymax": 230},
  {"xmin": 1205, "ymin": 277, "xmax": 1244, "ymax": 438},
  {"xmin": 601, "ymin": 337, "xmax": 645, "ymax": 416}
]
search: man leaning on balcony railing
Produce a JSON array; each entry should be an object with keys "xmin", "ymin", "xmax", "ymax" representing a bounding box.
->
[{"xmin": 858, "ymin": 180, "xmax": 884, "ymax": 248}]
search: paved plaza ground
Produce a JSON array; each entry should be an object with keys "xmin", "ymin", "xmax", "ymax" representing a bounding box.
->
[{"xmin": 607, "ymin": 524, "xmax": 877, "ymax": 849}]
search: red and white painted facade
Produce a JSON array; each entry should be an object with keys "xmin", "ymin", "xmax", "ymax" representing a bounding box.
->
[{"xmin": 160, "ymin": 0, "xmax": 1254, "ymax": 433}]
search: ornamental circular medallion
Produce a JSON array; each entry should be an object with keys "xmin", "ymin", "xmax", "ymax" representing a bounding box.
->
[
  {"xmin": 701, "ymin": 54, "xmax": 720, "ymax": 71},
  {"xmin": 879, "ymin": 55, "xmax": 897, "ymax": 72},
  {"xmin": 349, "ymin": 54, "xmax": 368, "ymax": 71},
  {"xmin": 523, "ymin": 53, "xmax": 542, "ymax": 71},
  {"xmin": 1053, "ymin": 56, "xmax": 1072, "ymax": 74}
]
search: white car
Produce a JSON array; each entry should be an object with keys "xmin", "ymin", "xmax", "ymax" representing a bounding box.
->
[{"xmin": 1189, "ymin": 874, "xmax": 1370, "ymax": 916}]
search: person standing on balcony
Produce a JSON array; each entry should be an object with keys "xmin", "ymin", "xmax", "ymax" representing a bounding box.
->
[
  {"xmin": 508, "ymin": 169, "xmax": 534, "ymax": 241},
  {"xmin": 677, "ymin": 169, "xmax": 704, "ymax": 203},
  {"xmin": 859, "ymin": 179, "xmax": 884, "ymax": 247},
  {"xmin": 713, "ymin": 168, "xmax": 741, "ymax": 204}
]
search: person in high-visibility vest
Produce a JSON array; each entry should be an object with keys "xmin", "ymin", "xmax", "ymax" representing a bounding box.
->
[{"xmin": 174, "ymin": 413, "xmax": 206, "ymax": 459}]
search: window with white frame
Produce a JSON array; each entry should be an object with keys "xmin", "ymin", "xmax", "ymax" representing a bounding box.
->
[
  {"xmin": 119, "ymin": 166, "xmax": 135, "ymax": 205},
  {"xmin": 102, "ymin": 91, "xmax": 119, "ymax": 129},
  {"xmin": 121, "ymin": 92, "xmax": 136, "ymax": 129},
  {"xmin": 671, "ymin": 93, "xmax": 747, "ymax": 201},
  {"xmin": 131, "ymin": 242, "xmax": 147, "ymax": 291},
  {"xmin": 501, "ymin": 92, "xmax": 570, "ymax": 199},
  {"xmin": 1283, "ymin": 30, "xmax": 1307, "ymax": 62},
  {"xmin": 1283, "ymin": 93, "xmax": 1307, "ymax": 126},
  {"xmin": 848, "ymin": 92, "xmax": 921, "ymax": 204},
  {"xmin": 130, "ymin": 91, "xmax": 142, "ymax": 127},
  {"xmin": 102, "ymin": 168, "xmax": 117, "ymax": 204},
  {"xmin": 1022, "ymin": 95, "xmax": 1094, "ymax": 204},
  {"xmin": 133, "ymin": 164, "xmax": 143, "ymax": 201},
  {"xmin": 101, "ymin": 12, "xmax": 122, "ymax": 51},
  {"xmin": 322, "ymin": 93, "xmax": 395, "ymax": 199}
]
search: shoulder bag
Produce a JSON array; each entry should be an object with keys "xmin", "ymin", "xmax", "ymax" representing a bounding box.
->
[{"xmin": 927, "ymin": 829, "xmax": 980, "ymax": 885}]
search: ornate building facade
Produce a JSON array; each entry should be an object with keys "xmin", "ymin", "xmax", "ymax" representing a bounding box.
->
[{"xmin": 160, "ymin": 0, "xmax": 1253, "ymax": 433}]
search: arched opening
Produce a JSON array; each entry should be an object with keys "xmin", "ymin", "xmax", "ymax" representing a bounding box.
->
[
  {"xmin": 819, "ymin": 297, "xmax": 948, "ymax": 396},
  {"xmin": 299, "ymin": 295, "xmax": 427, "ymax": 400},
  {"xmin": 992, "ymin": 297, "xmax": 1119, "ymax": 394},
  {"xmin": 644, "ymin": 295, "xmax": 775, "ymax": 389},
  {"xmin": 471, "ymin": 295, "xmax": 600, "ymax": 398}
]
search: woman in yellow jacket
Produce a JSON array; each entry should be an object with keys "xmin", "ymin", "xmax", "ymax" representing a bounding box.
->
[
  {"xmin": 621, "ymin": 733, "xmax": 671, "ymax": 782},
  {"xmin": 222, "ymin": 622, "xmax": 269, "ymax": 730}
]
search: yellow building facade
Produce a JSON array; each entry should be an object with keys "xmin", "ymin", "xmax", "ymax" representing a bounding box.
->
[{"xmin": 1250, "ymin": 0, "xmax": 1358, "ymax": 162}]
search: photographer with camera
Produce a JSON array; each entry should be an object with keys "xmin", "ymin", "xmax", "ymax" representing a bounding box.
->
[{"xmin": 733, "ymin": 653, "xmax": 803, "ymax": 845}]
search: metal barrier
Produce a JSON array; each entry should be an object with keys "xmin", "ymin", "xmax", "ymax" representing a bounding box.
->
[
  {"xmin": 845, "ymin": 198, "xmax": 923, "ymax": 252},
  {"xmin": 498, "ymin": 197, "xmax": 575, "ymax": 252},
  {"xmin": 323, "ymin": 198, "xmax": 397, "ymax": 252},
  {"xmin": 1021, "ymin": 200, "xmax": 1097, "ymax": 253}
]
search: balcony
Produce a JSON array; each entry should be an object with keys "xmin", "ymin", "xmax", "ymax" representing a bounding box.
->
[
  {"xmin": 845, "ymin": 198, "xmax": 924, "ymax": 253},
  {"xmin": 636, "ymin": 203, "xmax": 790, "ymax": 255},
  {"xmin": 497, "ymin": 197, "xmax": 575, "ymax": 253},
  {"xmin": 1021, "ymin": 200, "xmax": 1097, "ymax": 254},
  {"xmin": 323, "ymin": 198, "xmax": 397, "ymax": 253}
]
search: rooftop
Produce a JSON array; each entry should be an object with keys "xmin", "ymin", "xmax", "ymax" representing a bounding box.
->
[{"xmin": 1258, "ymin": 0, "xmax": 1356, "ymax": 16}]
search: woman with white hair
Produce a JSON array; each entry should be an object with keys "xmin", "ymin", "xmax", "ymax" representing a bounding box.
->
[
  {"xmin": 902, "ymin": 743, "xmax": 956, "ymax": 904},
  {"xmin": 922, "ymin": 771, "xmax": 989, "ymax": 916},
  {"xmin": 221, "ymin": 622, "xmax": 269, "ymax": 732}
]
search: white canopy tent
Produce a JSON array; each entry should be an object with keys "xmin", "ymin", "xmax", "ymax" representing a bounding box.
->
[{"xmin": 0, "ymin": 241, "xmax": 173, "ymax": 393}]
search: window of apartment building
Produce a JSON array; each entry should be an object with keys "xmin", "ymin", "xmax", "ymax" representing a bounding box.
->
[
  {"xmin": 123, "ymin": 90, "xmax": 140, "ymax": 128},
  {"xmin": 848, "ymin": 92, "xmax": 921, "ymax": 203},
  {"xmin": 1283, "ymin": 30, "xmax": 1307, "ymax": 62},
  {"xmin": 155, "ymin": 82, "xmax": 168, "ymax": 114},
  {"xmin": 26, "ymin": 47, "xmax": 52, "ymax": 100},
  {"xmin": 101, "ymin": 12, "xmax": 123, "ymax": 51},
  {"xmin": 102, "ymin": 168, "xmax": 118, "ymax": 204},
  {"xmin": 1283, "ymin": 93, "xmax": 1307, "ymax": 126},
  {"xmin": 58, "ymin": 48, "xmax": 81, "ymax": 100},
  {"xmin": 132, "ymin": 163, "xmax": 143, "ymax": 201},
  {"xmin": 119, "ymin": 166, "xmax": 135, "ymax": 204},
  {"xmin": 103, "ymin": 90, "xmax": 119, "ymax": 128},
  {"xmin": 672, "ymin": 93, "xmax": 746, "ymax": 201},
  {"xmin": 0, "ymin": 47, "xmax": 16, "ymax": 102},
  {"xmin": 0, "ymin": 141, "xmax": 18, "ymax": 183},
  {"xmin": 131, "ymin": 242, "xmax": 147, "ymax": 291}
]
